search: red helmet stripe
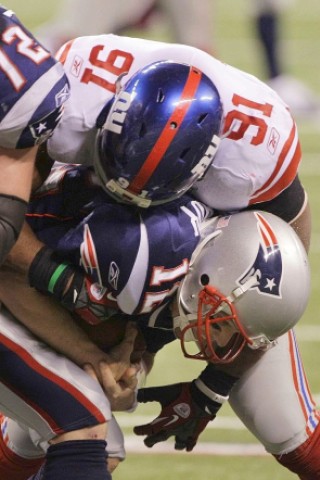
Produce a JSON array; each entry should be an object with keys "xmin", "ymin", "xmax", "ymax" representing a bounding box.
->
[
  {"xmin": 128, "ymin": 66, "xmax": 202, "ymax": 193},
  {"xmin": 256, "ymin": 212, "xmax": 278, "ymax": 247}
]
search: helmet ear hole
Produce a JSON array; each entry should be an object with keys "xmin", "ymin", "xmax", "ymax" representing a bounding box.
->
[{"xmin": 200, "ymin": 273, "xmax": 210, "ymax": 285}]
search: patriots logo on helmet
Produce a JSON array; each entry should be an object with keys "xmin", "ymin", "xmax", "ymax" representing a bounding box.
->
[{"xmin": 238, "ymin": 212, "xmax": 282, "ymax": 297}]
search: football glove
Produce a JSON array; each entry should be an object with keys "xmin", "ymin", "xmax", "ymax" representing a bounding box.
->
[
  {"xmin": 28, "ymin": 245, "xmax": 117, "ymax": 324},
  {"xmin": 134, "ymin": 380, "xmax": 228, "ymax": 452},
  {"xmin": 59, "ymin": 272, "xmax": 118, "ymax": 324}
]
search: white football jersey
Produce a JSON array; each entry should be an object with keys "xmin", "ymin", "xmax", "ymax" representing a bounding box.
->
[{"xmin": 49, "ymin": 34, "xmax": 300, "ymax": 210}]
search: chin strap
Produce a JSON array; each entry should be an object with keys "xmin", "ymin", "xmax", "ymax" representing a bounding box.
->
[{"xmin": 225, "ymin": 274, "xmax": 259, "ymax": 303}]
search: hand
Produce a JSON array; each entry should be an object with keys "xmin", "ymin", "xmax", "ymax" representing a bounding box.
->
[
  {"xmin": 84, "ymin": 362, "xmax": 139, "ymax": 411},
  {"xmin": 83, "ymin": 321, "xmax": 138, "ymax": 388},
  {"xmin": 105, "ymin": 321, "xmax": 138, "ymax": 381},
  {"xmin": 134, "ymin": 382, "xmax": 216, "ymax": 452}
]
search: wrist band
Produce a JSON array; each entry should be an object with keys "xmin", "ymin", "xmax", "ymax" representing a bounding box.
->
[
  {"xmin": 48, "ymin": 262, "xmax": 70, "ymax": 293},
  {"xmin": 194, "ymin": 378, "xmax": 229, "ymax": 404}
]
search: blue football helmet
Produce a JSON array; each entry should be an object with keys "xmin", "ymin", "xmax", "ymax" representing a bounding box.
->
[{"xmin": 94, "ymin": 61, "xmax": 222, "ymax": 207}]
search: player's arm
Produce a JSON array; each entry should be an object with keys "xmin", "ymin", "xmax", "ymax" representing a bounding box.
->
[
  {"xmin": 246, "ymin": 174, "xmax": 311, "ymax": 253},
  {"xmin": 289, "ymin": 191, "xmax": 311, "ymax": 253},
  {"xmin": 0, "ymin": 264, "xmax": 139, "ymax": 411},
  {"xmin": 4, "ymin": 215, "xmax": 101, "ymax": 320},
  {"xmin": 134, "ymin": 345, "xmax": 263, "ymax": 451},
  {"xmin": 32, "ymin": 143, "xmax": 55, "ymax": 191},
  {"xmin": 134, "ymin": 300, "xmax": 263, "ymax": 452},
  {"xmin": 2, "ymin": 227, "xmax": 128, "ymax": 382},
  {"xmin": 2, "ymin": 220, "xmax": 144, "ymax": 408},
  {"xmin": 0, "ymin": 258, "xmax": 136, "ymax": 374},
  {"xmin": 134, "ymin": 362, "xmax": 240, "ymax": 451},
  {"xmin": 0, "ymin": 224, "xmax": 139, "ymax": 411},
  {"xmin": 0, "ymin": 146, "xmax": 38, "ymax": 265}
]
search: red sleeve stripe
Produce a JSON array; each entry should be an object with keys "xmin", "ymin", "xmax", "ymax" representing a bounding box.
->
[
  {"xmin": 0, "ymin": 333, "xmax": 107, "ymax": 429},
  {"xmin": 55, "ymin": 39, "xmax": 74, "ymax": 64},
  {"xmin": 81, "ymin": 225, "xmax": 98, "ymax": 270},
  {"xmin": 128, "ymin": 66, "xmax": 202, "ymax": 193},
  {"xmin": 80, "ymin": 224, "xmax": 103, "ymax": 284},
  {"xmin": 249, "ymin": 122, "xmax": 301, "ymax": 205},
  {"xmin": 25, "ymin": 213, "xmax": 73, "ymax": 221},
  {"xmin": 288, "ymin": 330, "xmax": 319, "ymax": 437}
]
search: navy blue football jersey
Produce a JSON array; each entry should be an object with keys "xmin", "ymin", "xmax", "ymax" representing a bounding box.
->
[
  {"xmin": 0, "ymin": 7, "xmax": 70, "ymax": 148},
  {"xmin": 27, "ymin": 163, "xmax": 213, "ymax": 316}
]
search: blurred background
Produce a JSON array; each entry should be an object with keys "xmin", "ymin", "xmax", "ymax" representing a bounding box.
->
[{"xmin": 4, "ymin": 1, "xmax": 320, "ymax": 478}]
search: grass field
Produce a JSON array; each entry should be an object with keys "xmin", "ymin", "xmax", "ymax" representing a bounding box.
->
[{"xmin": 4, "ymin": 1, "xmax": 320, "ymax": 478}]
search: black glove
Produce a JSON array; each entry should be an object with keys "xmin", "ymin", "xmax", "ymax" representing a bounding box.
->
[{"xmin": 134, "ymin": 381, "xmax": 226, "ymax": 452}]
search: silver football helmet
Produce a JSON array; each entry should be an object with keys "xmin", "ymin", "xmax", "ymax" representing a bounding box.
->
[{"xmin": 174, "ymin": 210, "xmax": 310, "ymax": 364}]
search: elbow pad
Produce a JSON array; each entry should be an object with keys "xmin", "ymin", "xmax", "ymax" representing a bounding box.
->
[{"xmin": 0, "ymin": 194, "xmax": 27, "ymax": 265}]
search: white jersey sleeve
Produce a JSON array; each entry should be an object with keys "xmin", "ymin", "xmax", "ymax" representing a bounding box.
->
[{"xmin": 48, "ymin": 34, "xmax": 300, "ymax": 210}]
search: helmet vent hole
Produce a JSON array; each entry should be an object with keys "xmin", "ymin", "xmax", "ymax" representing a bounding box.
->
[
  {"xmin": 157, "ymin": 89, "xmax": 165, "ymax": 103},
  {"xmin": 200, "ymin": 274, "xmax": 210, "ymax": 285},
  {"xmin": 180, "ymin": 148, "xmax": 190, "ymax": 159},
  {"xmin": 198, "ymin": 113, "xmax": 208, "ymax": 125},
  {"xmin": 170, "ymin": 121, "xmax": 178, "ymax": 129},
  {"xmin": 139, "ymin": 123, "xmax": 147, "ymax": 138}
]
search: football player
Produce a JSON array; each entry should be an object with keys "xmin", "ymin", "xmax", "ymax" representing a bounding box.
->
[
  {"xmin": 36, "ymin": 34, "xmax": 310, "ymax": 250},
  {"xmin": 0, "ymin": 10, "xmax": 127, "ymax": 480},
  {"xmin": 38, "ymin": 33, "xmax": 313, "ymax": 459},
  {"xmin": 0, "ymin": 162, "xmax": 215, "ymax": 480},
  {"xmin": 3, "ymin": 34, "xmax": 315, "ymax": 478},
  {"xmin": 0, "ymin": 6, "xmax": 70, "ymax": 266},
  {"xmin": 0, "ymin": 163, "xmax": 317, "ymax": 479}
]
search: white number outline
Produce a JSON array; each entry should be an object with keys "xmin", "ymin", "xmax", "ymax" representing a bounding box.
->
[
  {"xmin": 0, "ymin": 25, "xmax": 50, "ymax": 91},
  {"xmin": 140, "ymin": 259, "xmax": 189, "ymax": 314}
]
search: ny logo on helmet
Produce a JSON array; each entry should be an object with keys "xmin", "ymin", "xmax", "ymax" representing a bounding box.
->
[
  {"xmin": 238, "ymin": 212, "xmax": 282, "ymax": 297},
  {"xmin": 191, "ymin": 135, "xmax": 220, "ymax": 179},
  {"xmin": 105, "ymin": 91, "xmax": 132, "ymax": 134}
]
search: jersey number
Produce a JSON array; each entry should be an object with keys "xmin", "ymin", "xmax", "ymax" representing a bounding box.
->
[
  {"xmin": 223, "ymin": 94, "xmax": 273, "ymax": 145},
  {"xmin": 0, "ymin": 26, "xmax": 50, "ymax": 91},
  {"xmin": 140, "ymin": 260, "xmax": 189, "ymax": 314},
  {"xmin": 81, "ymin": 47, "xmax": 134, "ymax": 93}
]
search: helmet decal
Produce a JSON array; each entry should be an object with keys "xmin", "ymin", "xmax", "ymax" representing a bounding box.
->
[
  {"xmin": 105, "ymin": 90, "xmax": 132, "ymax": 134},
  {"xmin": 128, "ymin": 66, "xmax": 203, "ymax": 193},
  {"xmin": 237, "ymin": 212, "xmax": 282, "ymax": 297}
]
